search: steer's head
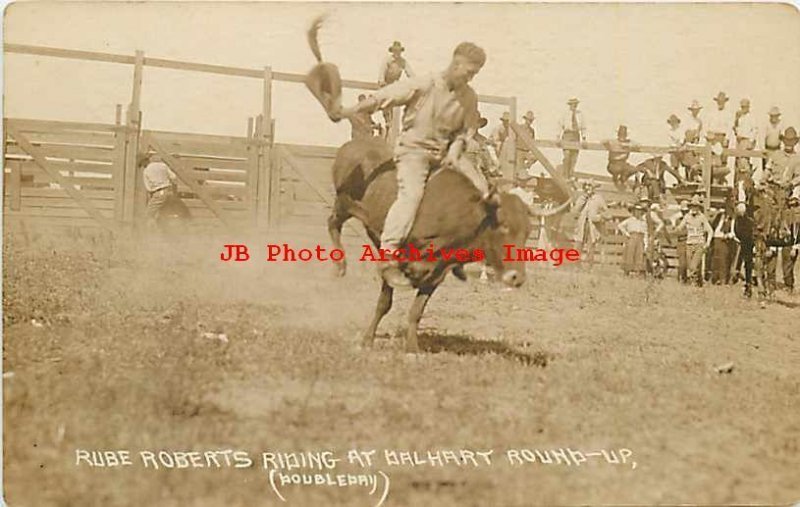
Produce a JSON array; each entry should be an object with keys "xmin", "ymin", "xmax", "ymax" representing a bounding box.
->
[{"xmin": 481, "ymin": 192, "xmax": 531, "ymax": 288}]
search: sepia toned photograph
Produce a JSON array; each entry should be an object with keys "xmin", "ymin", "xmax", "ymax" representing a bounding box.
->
[{"xmin": 2, "ymin": 2, "xmax": 800, "ymax": 505}]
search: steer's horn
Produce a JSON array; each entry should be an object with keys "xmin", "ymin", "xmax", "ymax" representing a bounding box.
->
[{"xmin": 528, "ymin": 198, "xmax": 572, "ymax": 217}]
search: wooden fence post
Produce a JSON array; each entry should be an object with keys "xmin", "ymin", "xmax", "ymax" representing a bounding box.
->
[
  {"xmin": 123, "ymin": 50, "xmax": 144, "ymax": 226},
  {"xmin": 246, "ymin": 117, "xmax": 259, "ymax": 226},
  {"xmin": 702, "ymin": 144, "xmax": 712, "ymax": 211},
  {"xmin": 268, "ymin": 119, "xmax": 280, "ymax": 230},
  {"xmin": 9, "ymin": 160, "xmax": 22, "ymax": 211},
  {"xmin": 113, "ymin": 104, "xmax": 127, "ymax": 222}
]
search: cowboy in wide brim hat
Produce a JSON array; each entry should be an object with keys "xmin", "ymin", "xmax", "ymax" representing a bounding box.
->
[
  {"xmin": 679, "ymin": 200, "xmax": 690, "ymax": 212},
  {"xmin": 617, "ymin": 125, "xmax": 630, "ymax": 141},
  {"xmin": 768, "ymin": 106, "xmax": 781, "ymax": 117},
  {"xmin": 388, "ymin": 41, "xmax": 405, "ymax": 54},
  {"xmin": 713, "ymin": 91, "xmax": 730, "ymax": 104},
  {"xmin": 688, "ymin": 195, "xmax": 704, "ymax": 208},
  {"xmin": 688, "ymin": 100, "xmax": 703, "ymax": 111},
  {"xmin": 523, "ymin": 110, "xmax": 535, "ymax": 122},
  {"xmin": 567, "ymin": 97, "xmax": 579, "ymax": 106},
  {"xmin": 582, "ymin": 178, "xmax": 600, "ymax": 190},
  {"xmin": 782, "ymin": 126, "xmax": 799, "ymax": 144},
  {"xmin": 500, "ymin": 111, "xmax": 511, "ymax": 122},
  {"xmin": 667, "ymin": 114, "xmax": 681, "ymax": 126}
]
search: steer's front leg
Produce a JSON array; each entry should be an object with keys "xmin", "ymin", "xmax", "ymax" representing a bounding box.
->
[
  {"xmin": 405, "ymin": 284, "xmax": 438, "ymax": 353},
  {"xmin": 363, "ymin": 281, "xmax": 393, "ymax": 348}
]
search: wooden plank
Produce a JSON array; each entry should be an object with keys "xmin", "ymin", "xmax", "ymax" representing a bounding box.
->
[
  {"xmin": 510, "ymin": 122, "xmax": 572, "ymax": 200},
  {"xmin": 3, "ymin": 214, "xmax": 105, "ymax": 228},
  {"xmin": 10, "ymin": 131, "xmax": 116, "ymax": 146},
  {"xmin": 6, "ymin": 126, "xmax": 115, "ymax": 230},
  {"xmin": 17, "ymin": 160, "xmax": 115, "ymax": 175},
  {"xmin": 148, "ymin": 136, "xmax": 234, "ymax": 227},
  {"xmin": 183, "ymin": 199, "xmax": 247, "ymax": 210},
  {"xmin": 6, "ymin": 118, "xmax": 119, "ymax": 133},
  {"xmin": 143, "ymin": 140, "xmax": 249, "ymax": 159},
  {"xmin": 176, "ymin": 183, "xmax": 247, "ymax": 199},
  {"xmin": 189, "ymin": 168, "xmax": 248, "ymax": 183},
  {"xmin": 143, "ymin": 129, "xmax": 255, "ymax": 146},
  {"xmin": 5, "ymin": 144, "xmax": 116, "ymax": 162},
  {"xmin": 13, "ymin": 205, "xmax": 113, "ymax": 218},
  {"xmin": 18, "ymin": 197, "xmax": 116, "ymax": 210},
  {"xmin": 171, "ymin": 157, "xmax": 248, "ymax": 171},
  {"xmin": 18, "ymin": 187, "xmax": 115, "ymax": 200}
]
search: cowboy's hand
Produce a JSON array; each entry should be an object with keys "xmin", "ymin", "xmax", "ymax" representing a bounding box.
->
[{"xmin": 441, "ymin": 152, "xmax": 460, "ymax": 170}]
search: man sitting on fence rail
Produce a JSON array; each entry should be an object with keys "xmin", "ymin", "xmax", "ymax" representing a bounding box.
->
[{"xmin": 141, "ymin": 153, "xmax": 190, "ymax": 230}]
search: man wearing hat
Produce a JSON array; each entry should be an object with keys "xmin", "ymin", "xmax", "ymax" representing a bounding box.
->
[
  {"xmin": 686, "ymin": 100, "xmax": 704, "ymax": 137},
  {"xmin": 348, "ymin": 94, "xmax": 380, "ymax": 140},
  {"xmin": 667, "ymin": 114, "xmax": 685, "ymax": 174},
  {"xmin": 676, "ymin": 195, "xmax": 713, "ymax": 286},
  {"xmin": 604, "ymin": 125, "xmax": 638, "ymax": 189},
  {"xmin": 491, "ymin": 111, "xmax": 517, "ymax": 180},
  {"xmin": 573, "ymin": 178, "xmax": 607, "ymax": 268},
  {"xmin": 519, "ymin": 110, "xmax": 538, "ymax": 173},
  {"xmin": 733, "ymin": 98, "xmax": 758, "ymax": 174},
  {"xmin": 378, "ymin": 41, "xmax": 415, "ymax": 140},
  {"xmin": 670, "ymin": 200, "xmax": 691, "ymax": 282},
  {"xmin": 558, "ymin": 97, "xmax": 587, "ymax": 179},
  {"xmin": 770, "ymin": 126, "xmax": 800, "ymax": 293},
  {"xmin": 762, "ymin": 106, "xmax": 783, "ymax": 171},
  {"xmin": 335, "ymin": 42, "xmax": 488, "ymax": 288},
  {"xmin": 465, "ymin": 116, "xmax": 499, "ymax": 180},
  {"xmin": 705, "ymin": 92, "xmax": 734, "ymax": 174}
]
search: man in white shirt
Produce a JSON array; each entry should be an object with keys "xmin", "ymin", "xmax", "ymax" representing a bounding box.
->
[
  {"xmin": 142, "ymin": 153, "xmax": 188, "ymax": 229},
  {"xmin": 667, "ymin": 114, "xmax": 684, "ymax": 174},
  {"xmin": 558, "ymin": 97, "xmax": 587, "ymax": 180},
  {"xmin": 762, "ymin": 106, "xmax": 783, "ymax": 171},
  {"xmin": 733, "ymin": 98, "xmax": 759, "ymax": 175},
  {"xmin": 686, "ymin": 100, "xmax": 703, "ymax": 138},
  {"xmin": 705, "ymin": 91, "xmax": 734, "ymax": 176},
  {"xmin": 378, "ymin": 41, "xmax": 415, "ymax": 140}
]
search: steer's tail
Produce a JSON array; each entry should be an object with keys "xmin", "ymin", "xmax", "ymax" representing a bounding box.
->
[{"xmin": 307, "ymin": 14, "xmax": 326, "ymax": 63}]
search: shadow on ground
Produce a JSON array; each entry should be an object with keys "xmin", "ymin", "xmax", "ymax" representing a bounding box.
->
[{"xmin": 418, "ymin": 331, "xmax": 549, "ymax": 367}]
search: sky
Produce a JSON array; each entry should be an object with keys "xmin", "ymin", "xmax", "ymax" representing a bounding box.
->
[{"xmin": 4, "ymin": 2, "xmax": 800, "ymax": 174}]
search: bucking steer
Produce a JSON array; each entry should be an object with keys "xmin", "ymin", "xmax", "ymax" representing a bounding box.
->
[{"xmin": 328, "ymin": 137, "xmax": 532, "ymax": 353}]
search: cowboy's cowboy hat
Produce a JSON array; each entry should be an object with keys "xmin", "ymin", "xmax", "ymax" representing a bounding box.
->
[
  {"xmin": 688, "ymin": 100, "xmax": 703, "ymax": 111},
  {"xmin": 679, "ymin": 200, "xmax": 690, "ymax": 211},
  {"xmin": 782, "ymin": 126, "xmax": 799, "ymax": 143},
  {"xmin": 740, "ymin": 98, "xmax": 751, "ymax": 107},
  {"xmin": 567, "ymin": 97, "xmax": 579, "ymax": 105},
  {"xmin": 667, "ymin": 114, "xmax": 681, "ymax": 125},
  {"xmin": 768, "ymin": 106, "xmax": 781, "ymax": 116},
  {"xmin": 713, "ymin": 91, "xmax": 730, "ymax": 103},
  {"xmin": 501, "ymin": 111, "xmax": 511, "ymax": 122},
  {"xmin": 689, "ymin": 195, "xmax": 704, "ymax": 208},
  {"xmin": 617, "ymin": 125, "xmax": 630, "ymax": 141},
  {"xmin": 388, "ymin": 41, "xmax": 405, "ymax": 53},
  {"xmin": 523, "ymin": 110, "xmax": 535, "ymax": 121}
]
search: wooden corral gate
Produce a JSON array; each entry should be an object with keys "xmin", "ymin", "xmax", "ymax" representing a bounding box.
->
[{"xmin": 3, "ymin": 116, "xmax": 277, "ymax": 231}]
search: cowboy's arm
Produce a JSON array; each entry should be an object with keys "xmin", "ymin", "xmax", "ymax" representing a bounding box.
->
[
  {"xmin": 403, "ymin": 59, "xmax": 415, "ymax": 78},
  {"xmin": 342, "ymin": 77, "xmax": 423, "ymax": 118},
  {"xmin": 377, "ymin": 57, "xmax": 389, "ymax": 86},
  {"xmin": 617, "ymin": 218, "xmax": 631, "ymax": 237}
]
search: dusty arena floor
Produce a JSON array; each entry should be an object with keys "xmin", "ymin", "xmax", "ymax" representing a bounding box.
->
[{"xmin": 3, "ymin": 228, "xmax": 800, "ymax": 506}]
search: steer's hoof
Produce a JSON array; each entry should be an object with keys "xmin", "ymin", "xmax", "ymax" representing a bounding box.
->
[{"xmin": 333, "ymin": 262, "xmax": 347, "ymax": 278}]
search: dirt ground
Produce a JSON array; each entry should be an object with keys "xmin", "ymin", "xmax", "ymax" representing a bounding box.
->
[{"xmin": 3, "ymin": 226, "xmax": 799, "ymax": 506}]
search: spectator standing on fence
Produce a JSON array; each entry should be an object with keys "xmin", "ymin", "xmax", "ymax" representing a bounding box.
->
[
  {"xmin": 378, "ymin": 41, "xmax": 414, "ymax": 140},
  {"xmin": 604, "ymin": 125, "xmax": 638, "ymax": 189},
  {"xmin": 142, "ymin": 153, "xmax": 189, "ymax": 230},
  {"xmin": 618, "ymin": 204, "xmax": 647, "ymax": 276},
  {"xmin": 519, "ymin": 110, "xmax": 539, "ymax": 175},
  {"xmin": 677, "ymin": 195, "xmax": 713, "ymax": 287},
  {"xmin": 734, "ymin": 98, "xmax": 758, "ymax": 174},
  {"xmin": 491, "ymin": 111, "xmax": 517, "ymax": 180},
  {"xmin": 558, "ymin": 97, "xmax": 586, "ymax": 179},
  {"xmin": 573, "ymin": 179, "xmax": 607, "ymax": 269},
  {"xmin": 705, "ymin": 92, "xmax": 734, "ymax": 177},
  {"xmin": 763, "ymin": 107, "xmax": 783, "ymax": 171},
  {"xmin": 686, "ymin": 100, "xmax": 704, "ymax": 138},
  {"xmin": 667, "ymin": 114, "xmax": 684, "ymax": 173}
]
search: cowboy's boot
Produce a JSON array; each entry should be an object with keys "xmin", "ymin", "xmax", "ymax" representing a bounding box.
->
[{"xmin": 378, "ymin": 261, "xmax": 412, "ymax": 289}]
